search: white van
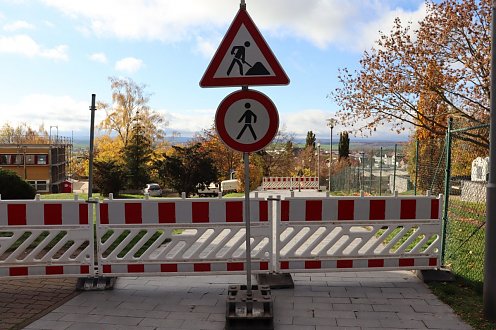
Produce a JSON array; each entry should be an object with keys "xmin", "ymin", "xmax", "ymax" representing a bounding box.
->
[{"xmin": 197, "ymin": 182, "xmax": 220, "ymax": 197}]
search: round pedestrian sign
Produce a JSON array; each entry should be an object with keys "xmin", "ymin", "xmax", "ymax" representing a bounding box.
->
[{"xmin": 215, "ymin": 89, "xmax": 279, "ymax": 153}]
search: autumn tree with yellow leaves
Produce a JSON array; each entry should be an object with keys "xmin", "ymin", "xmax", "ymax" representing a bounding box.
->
[
  {"xmin": 332, "ymin": 0, "xmax": 490, "ymax": 149},
  {"xmin": 94, "ymin": 77, "xmax": 168, "ymax": 190}
]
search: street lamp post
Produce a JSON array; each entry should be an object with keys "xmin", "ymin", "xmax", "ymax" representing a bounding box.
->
[{"xmin": 326, "ymin": 118, "xmax": 336, "ymax": 191}]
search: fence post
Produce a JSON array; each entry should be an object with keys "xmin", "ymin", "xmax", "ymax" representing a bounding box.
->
[
  {"xmin": 379, "ymin": 147, "xmax": 383, "ymax": 196},
  {"xmin": 272, "ymin": 195, "xmax": 280, "ymax": 272},
  {"xmin": 369, "ymin": 154, "xmax": 373, "ymax": 195},
  {"xmin": 393, "ymin": 144, "xmax": 397, "ymax": 194},
  {"xmin": 441, "ymin": 117, "xmax": 453, "ymax": 266},
  {"xmin": 414, "ymin": 139, "xmax": 419, "ymax": 195}
]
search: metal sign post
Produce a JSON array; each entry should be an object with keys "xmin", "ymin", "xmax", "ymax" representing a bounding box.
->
[
  {"xmin": 202, "ymin": 2, "xmax": 287, "ymax": 328},
  {"xmin": 243, "ymin": 152, "xmax": 252, "ymax": 298}
]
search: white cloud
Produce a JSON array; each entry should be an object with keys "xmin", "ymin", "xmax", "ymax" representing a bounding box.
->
[
  {"xmin": 40, "ymin": 0, "xmax": 427, "ymax": 51},
  {"xmin": 161, "ymin": 108, "xmax": 215, "ymax": 137},
  {"xmin": 0, "ymin": 34, "xmax": 68, "ymax": 60},
  {"xmin": 3, "ymin": 20, "xmax": 35, "ymax": 32},
  {"xmin": 0, "ymin": 94, "xmax": 106, "ymax": 133},
  {"xmin": 114, "ymin": 57, "xmax": 143, "ymax": 73},
  {"xmin": 159, "ymin": 107, "xmax": 405, "ymax": 141},
  {"xmin": 89, "ymin": 52, "xmax": 107, "ymax": 63},
  {"xmin": 195, "ymin": 36, "xmax": 220, "ymax": 58},
  {"xmin": 43, "ymin": 20, "xmax": 55, "ymax": 28},
  {"xmin": 352, "ymin": 3, "xmax": 428, "ymax": 51},
  {"xmin": 282, "ymin": 109, "xmax": 406, "ymax": 141},
  {"xmin": 0, "ymin": 96, "xmax": 405, "ymax": 141}
]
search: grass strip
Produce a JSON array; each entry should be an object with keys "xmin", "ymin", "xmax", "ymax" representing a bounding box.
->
[{"xmin": 429, "ymin": 278, "xmax": 496, "ymax": 330}]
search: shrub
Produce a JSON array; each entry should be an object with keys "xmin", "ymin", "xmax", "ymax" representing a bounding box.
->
[{"xmin": 0, "ymin": 170, "xmax": 36, "ymax": 200}]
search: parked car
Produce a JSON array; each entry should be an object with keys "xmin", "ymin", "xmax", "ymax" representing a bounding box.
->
[
  {"xmin": 197, "ymin": 182, "xmax": 220, "ymax": 197},
  {"xmin": 143, "ymin": 183, "xmax": 162, "ymax": 197}
]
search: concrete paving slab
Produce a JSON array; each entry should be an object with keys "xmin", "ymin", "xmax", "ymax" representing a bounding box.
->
[{"xmin": 24, "ymin": 271, "xmax": 472, "ymax": 330}]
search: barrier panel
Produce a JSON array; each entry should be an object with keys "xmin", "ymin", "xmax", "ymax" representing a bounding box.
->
[
  {"xmin": 274, "ymin": 194, "xmax": 442, "ymax": 273},
  {"xmin": 0, "ymin": 193, "xmax": 444, "ymax": 280},
  {"xmin": 0, "ymin": 198, "xmax": 94, "ymax": 278},
  {"xmin": 262, "ymin": 177, "xmax": 318, "ymax": 190},
  {"xmin": 96, "ymin": 197, "xmax": 272, "ymax": 277}
]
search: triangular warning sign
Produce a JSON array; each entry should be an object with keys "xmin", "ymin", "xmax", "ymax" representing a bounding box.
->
[{"xmin": 200, "ymin": 8, "xmax": 290, "ymax": 88}]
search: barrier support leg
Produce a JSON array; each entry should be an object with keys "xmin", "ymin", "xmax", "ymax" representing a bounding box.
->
[
  {"xmin": 77, "ymin": 199, "xmax": 116, "ymax": 291},
  {"xmin": 76, "ymin": 276, "xmax": 116, "ymax": 291},
  {"xmin": 255, "ymin": 195, "xmax": 294, "ymax": 290},
  {"xmin": 415, "ymin": 269, "xmax": 455, "ymax": 283}
]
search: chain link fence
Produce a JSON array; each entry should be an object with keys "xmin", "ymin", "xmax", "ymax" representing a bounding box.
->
[
  {"xmin": 443, "ymin": 120, "xmax": 489, "ymax": 289},
  {"xmin": 330, "ymin": 143, "xmax": 434, "ymax": 196},
  {"xmin": 328, "ymin": 122, "xmax": 489, "ymax": 289}
]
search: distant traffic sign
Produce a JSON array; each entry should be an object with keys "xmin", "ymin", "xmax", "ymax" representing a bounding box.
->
[
  {"xmin": 215, "ymin": 89, "xmax": 279, "ymax": 153},
  {"xmin": 200, "ymin": 7, "xmax": 289, "ymax": 88}
]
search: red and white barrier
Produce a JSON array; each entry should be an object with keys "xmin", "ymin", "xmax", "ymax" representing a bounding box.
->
[
  {"xmin": 280, "ymin": 196, "xmax": 440, "ymax": 222},
  {"xmin": 279, "ymin": 257, "xmax": 438, "ymax": 271},
  {"xmin": 100, "ymin": 261, "xmax": 269, "ymax": 276},
  {"xmin": 275, "ymin": 194, "xmax": 443, "ymax": 273},
  {"xmin": 100, "ymin": 198, "xmax": 269, "ymax": 224},
  {"xmin": 0, "ymin": 199, "xmax": 94, "ymax": 278},
  {"xmin": 262, "ymin": 177, "xmax": 319, "ymax": 190},
  {"xmin": 0, "ymin": 194, "xmax": 444, "ymax": 279},
  {"xmin": 96, "ymin": 198, "xmax": 272, "ymax": 276}
]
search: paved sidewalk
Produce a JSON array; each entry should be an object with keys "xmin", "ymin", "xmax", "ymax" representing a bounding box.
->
[
  {"xmin": 0, "ymin": 278, "xmax": 78, "ymax": 330},
  {"xmin": 24, "ymin": 271, "xmax": 471, "ymax": 330}
]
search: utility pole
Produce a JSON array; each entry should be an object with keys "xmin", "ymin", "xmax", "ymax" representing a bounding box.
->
[{"xmin": 484, "ymin": 0, "xmax": 496, "ymax": 319}]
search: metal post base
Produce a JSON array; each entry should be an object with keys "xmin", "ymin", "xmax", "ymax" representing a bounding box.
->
[
  {"xmin": 416, "ymin": 269, "xmax": 455, "ymax": 283},
  {"xmin": 76, "ymin": 276, "xmax": 116, "ymax": 291},
  {"xmin": 256, "ymin": 273, "xmax": 294, "ymax": 289},
  {"xmin": 225, "ymin": 285, "xmax": 273, "ymax": 330}
]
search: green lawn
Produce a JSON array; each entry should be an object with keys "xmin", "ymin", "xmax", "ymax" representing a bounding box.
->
[
  {"xmin": 433, "ymin": 196, "xmax": 488, "ymax": 328},
  {"xmin": 429, "ymin": 280, "xmax": 496, "ymax": 330},
  {"xmin": 444, "ymin": 198, "xmax": 486, "ymax": 287},
  {"xmin": 40, "ymin": 193, "xmax": 148, "ymax": 200}
]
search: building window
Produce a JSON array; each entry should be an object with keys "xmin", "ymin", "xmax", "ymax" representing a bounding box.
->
[
  {"xmin": 36, "ymin": 181, "xmax": 47, "ymax": 191},
  {"xmin": 37, "ymin": 155, "xmax": 47, "ymax": 165},
  {"xmin": 14, "ymin": 155, "xmax": 23, "ymax": 165},
  {"xmin": 27, "ymin": 180, "xmax": 49, "ymax": 192},
  {"xmin": 26, "ymin": 155, "xmax": 35, "ymax": 165},
  {"xmin": 0, "ymin": 155, "xmax": 8, "ymax": 165}
]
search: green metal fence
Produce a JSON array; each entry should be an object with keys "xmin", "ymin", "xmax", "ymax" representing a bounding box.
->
[
  {"xmin": 328, "ymin": 121, "xmax": 489, "ymax": 288},
  {"xmin": 442, "ymin": 119, "xmax": 489, "ymax": 289}
]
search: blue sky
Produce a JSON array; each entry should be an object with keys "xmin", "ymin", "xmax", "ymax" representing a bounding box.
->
[{"xmin": 0, "ymin": 0, "xmax": 427, "ymax": 141}]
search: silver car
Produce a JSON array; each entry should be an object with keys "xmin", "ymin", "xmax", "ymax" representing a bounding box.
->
[{"xmin": 143, "ymin": 183, "xmax": 162, "ymax": 197}]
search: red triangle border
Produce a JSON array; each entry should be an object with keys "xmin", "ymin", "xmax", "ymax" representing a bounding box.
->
[{"xmin": 200, "ymin": 8, "xmax": 290, "ymax": 88}]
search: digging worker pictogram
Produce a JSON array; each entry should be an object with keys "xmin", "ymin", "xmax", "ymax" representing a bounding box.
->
[
  {"xmin": 236, "ymin": 102, "xmax": 257, "ymax": 140},
  {"xmin": 227, "ymin": 41, "xmax": 251, "ymax": 76}
]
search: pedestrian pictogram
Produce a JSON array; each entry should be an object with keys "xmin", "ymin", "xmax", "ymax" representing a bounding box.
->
[
  {"xmin": 236, "ymin": 103, "xmax": 257, "ymax": 140},
  {"xmin": 200, "ymin": 7, "xmax": 289, "ymax": 88},
  {"xmin": 215, "ymin": 89, "xmax": 279, "ymax": 153}
]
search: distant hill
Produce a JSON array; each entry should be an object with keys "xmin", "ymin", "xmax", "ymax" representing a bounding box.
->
[{"xmin": 72, "ymin": 136, "xmax": 407, "ymax": 151}]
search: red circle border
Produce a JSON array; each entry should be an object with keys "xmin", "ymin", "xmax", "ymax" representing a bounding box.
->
[{"xmin": 215, "ymin": 89, "xmax": 279, "ymax": 153}]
